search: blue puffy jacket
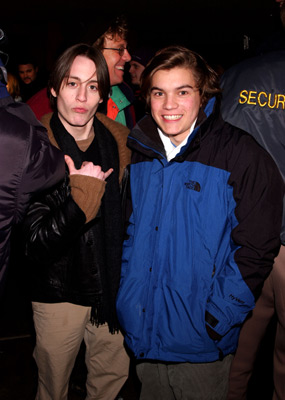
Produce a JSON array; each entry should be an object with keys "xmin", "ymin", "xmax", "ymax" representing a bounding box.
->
[{"xmin": 116, "ymin": 97, "xmax": 284, "ymax": 363}]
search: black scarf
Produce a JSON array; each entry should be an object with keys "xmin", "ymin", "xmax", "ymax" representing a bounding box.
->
[{"xmin": 50, "ymin": 113, "xmax": 123, "ymax": 333}]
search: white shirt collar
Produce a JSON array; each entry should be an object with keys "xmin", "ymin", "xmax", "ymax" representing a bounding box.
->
[{"xmin": 158, "ymin": 118, "xmax": 197, "ymax": 161}]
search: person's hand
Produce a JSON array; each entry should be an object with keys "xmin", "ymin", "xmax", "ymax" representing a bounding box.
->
[{"xmin": 64, "ymin": 155, "xmax": 113, "ymax": 181}]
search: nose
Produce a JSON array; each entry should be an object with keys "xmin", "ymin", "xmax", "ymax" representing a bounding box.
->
[
  {"xmin": 163, "ymin": 94, "xmax": 178, "ymax": 109},
  {"xmin": 129, "ymin": 65, "xmax": 134, "ymax": 75},
  {"xmin": 122, "ymin": 48, "xmax": 131, "ymax": 62},
  {"xmin": 76, "ymin": 85, "xmax": 87, "ymax": 102}
]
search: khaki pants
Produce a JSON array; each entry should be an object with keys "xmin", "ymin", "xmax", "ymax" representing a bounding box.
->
[
  {"xmin": 32, "ymin": 302, "xmax": 129, "ymax": 400},
  {"xmin": 227, "ymin": 245, "xmax": 285, "ymax": 400}
]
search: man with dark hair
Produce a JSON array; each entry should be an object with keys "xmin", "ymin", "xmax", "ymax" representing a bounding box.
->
[
  {"xmin": 221, "ymin": 1, "xmax": 285, "ymax": 398},
  {"xmin": 129, "ymin": 47, "xmax": 155, "ymax": 86},
  {"xmin": 27, "ymin": 16, "xmax": 136, "ymax": 128},
  {"xmin": 23, "ymin": 43, "xmax": 130, "ymax": 400},
  {"xmin": 129, "ymin": 46, "xmax": 156, "ymax": 120},
  {"xmin": 17, "ymin": 55, "xmax": 46, "ymax": 102},
  {"xmin": 116, "ymin": 45, "xmax": 284, "ymax": 399},
  {"xmin": 93, "ymin": 15, "xmax": 136, "ymax": 129},
  {"xmin": 0, "ymin": 30, "xmax": 65, "ymax": 293}
]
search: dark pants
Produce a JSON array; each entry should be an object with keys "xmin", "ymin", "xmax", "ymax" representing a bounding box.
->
[{"xmin": 136, "ymin": 354, "xmax": 233, "ymax": 400}]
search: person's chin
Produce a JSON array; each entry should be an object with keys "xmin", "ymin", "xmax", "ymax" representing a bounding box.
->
[{"xmin": 114, "ymin": 71, "xmax": 124, "ymax": 85}]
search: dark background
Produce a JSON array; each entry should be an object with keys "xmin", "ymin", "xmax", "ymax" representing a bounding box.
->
[
  {"xmin": 0, "ymin": 1, "xmax": 280, "ymax": 398},
  {"xmin": 1, "ymin": 0, "xmax": 283, "ymax": 76}
]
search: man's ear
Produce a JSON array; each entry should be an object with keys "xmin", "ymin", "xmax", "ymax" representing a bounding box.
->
[
  {"xmin": 51, "ymin": 88, "xmax": 57, "ymax": 98},
  {"xmin": 99, "ymin": 98, "xmax": 103, "ymax": 104}
]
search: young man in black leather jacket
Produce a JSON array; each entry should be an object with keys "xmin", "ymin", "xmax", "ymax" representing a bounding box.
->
[{"xmin": 23, "ymin": 43, "xmax": 130, "ymax": 400}]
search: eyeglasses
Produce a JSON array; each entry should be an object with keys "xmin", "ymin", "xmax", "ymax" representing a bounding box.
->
[{"xmin": 102, "ymin": 46, "xmax": 127, "ymax": 57}]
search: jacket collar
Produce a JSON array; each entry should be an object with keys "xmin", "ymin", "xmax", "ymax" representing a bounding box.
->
[{"xmin": 128, "ymin": 96, "xmax": 219, "ymax": 160}]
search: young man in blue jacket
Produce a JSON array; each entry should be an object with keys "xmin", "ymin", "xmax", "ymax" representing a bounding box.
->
[{"xmin": 116, "ymin": 45, "xmax": 284, "ymax": 399}]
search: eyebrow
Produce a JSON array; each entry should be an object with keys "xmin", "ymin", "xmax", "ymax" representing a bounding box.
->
[
  {"xmin": 66, "ymin": 75, "xmax": 98, "ymax": 83},
  {"xmin": 151, "ymin": 84, "xmax": 195, "ymax": 92}
]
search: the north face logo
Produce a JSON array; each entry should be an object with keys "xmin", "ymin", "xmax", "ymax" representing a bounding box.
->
[{"xmin": 184, "ymin": 180, "xmax": 201, "ymax": 192}]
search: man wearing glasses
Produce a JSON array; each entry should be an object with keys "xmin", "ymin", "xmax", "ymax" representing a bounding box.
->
[{"xmin": 94, "ymin": 15, "xmax": 136, "ymax": 129}]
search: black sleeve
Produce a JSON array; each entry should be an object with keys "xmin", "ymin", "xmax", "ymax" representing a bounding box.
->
[{"xmin": 23, "ymin": 176, "xmax": 86, "ymax": 263}]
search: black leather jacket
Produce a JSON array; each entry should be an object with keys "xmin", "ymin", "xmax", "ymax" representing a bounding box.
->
[
  {"xmin": 22, "ymin": 112, "xmax": 130, "ymax": 330},
  {"xmin": 23, "ymin": 174, "xmax": 102, "ymax": 306}
]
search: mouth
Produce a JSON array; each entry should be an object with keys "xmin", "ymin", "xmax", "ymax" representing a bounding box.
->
[
  {"xmin": 73, "ymin": 108, "xmax": 87, "ymax": 113},
  {"xmin": 116, "ymin": 65, "xmax": 124, "ymax": 71},
  {"xmin": 162, "ymin": 114, "xmax": 182, "ymax": 121}
]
